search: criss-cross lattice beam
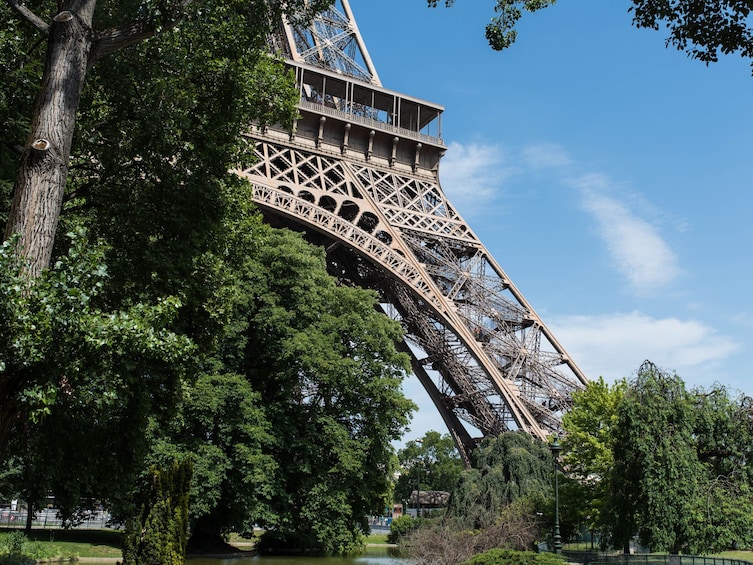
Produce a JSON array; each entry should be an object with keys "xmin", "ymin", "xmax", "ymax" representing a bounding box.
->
[{"xmin": 246, "ymin": 0, "xmax": 589, "ymax": 463}]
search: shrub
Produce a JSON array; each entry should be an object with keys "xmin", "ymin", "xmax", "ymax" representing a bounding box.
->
[
  {"xmin": 0, "ymin": 533, "xmax": 36, "ymax": 565},
  {"xmin": 461, "ymin": 548, "xmax": 566, "ymax": 565},
  {"xmin": 387, "ymin": 515, "xmax": 426, "ymax": 544}
]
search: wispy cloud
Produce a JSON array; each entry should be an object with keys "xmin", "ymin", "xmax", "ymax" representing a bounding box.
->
[
  {"xmin": 440, "ymin": 140, "xmax": 682, "ymax": 293},
  {"xmin": 550, "ymin": 311, "xmax": 739, "ymax": 384},
  {"xmin": 574, "ymin": 173, "xmax": 681, "ymax": 292},
  {"xmin": 439, "ymin": 141, "xmax": 514, "ymax": 212},
  {"xmin": 521, "ymin": 142, "xmax": 573, "ymax": 170}
]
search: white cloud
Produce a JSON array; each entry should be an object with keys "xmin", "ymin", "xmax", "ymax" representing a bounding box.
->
[
  {"xmin": 439, "ymin": 141, "xmax": 513, "ymax": 212},
  {"xmin": 438, "ymin": 139, "xmax": 682, "ymax": 293},
  {"xmin": 550, "ymin": 311, "xmax": 740, "ymax": 385},
  {"xmin": 574, "ymin": 173, "xmax": 680, "ymax": 292},
  {"xmin": 521, "ymin": 142, "xmax": 573, "ymax": 170}
]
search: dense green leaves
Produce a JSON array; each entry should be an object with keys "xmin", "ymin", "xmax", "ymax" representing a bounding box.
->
[
  {"xmin": 447, "ymin": 432, "xmax": 551, "ymax": 530},
  {"xmin": 235, "ymin": 229, "xmax": 415, "ymax": 553},
  {"xmin": 1, "ymin": 0, "xmax": 420, "ymax": 554},
  {"xmin": 0, "ymin": 230, "xmax": 194, "ymax": 517},
  {"xmin": 146, "ymin": 373, "xmax": 275, "ymax": 545},
  {"xmin": 561, "ymin": 361, "xmax": 753, "ymax": 553},
  {"xmin": 432, "ymin": 1, "xmax": 753, "ymax": 74},
  {"xmin": 395, "ymin": 431, "xmax": 464, "ymax": 503},
  {"xmin": 608, "ymin": 361, "xmax": 701, "ymax": 553},
  {"xmin": 561, "ymin": 377, "xmax": 626, "ymax": 539}
]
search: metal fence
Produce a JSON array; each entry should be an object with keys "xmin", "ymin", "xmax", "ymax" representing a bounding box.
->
[
  {"xmin": 0, "ymin": 509, "xmax": 114, "ymax": 529},
  {"xmin": 564, "ymin": 552, "xmax": 753, "ymax": 565}
]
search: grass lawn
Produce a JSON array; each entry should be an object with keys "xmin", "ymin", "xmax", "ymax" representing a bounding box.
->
[
  {"xmin": 711, "ymin": 551, "xmax": 753, "ymax": 562},
  {"xmin": 365, "ymin": 533, "xmax": 389, "ymax": 545},
  {"xmin": 0, "ymin": 528, "xmax": 123, "ymax": 559}
]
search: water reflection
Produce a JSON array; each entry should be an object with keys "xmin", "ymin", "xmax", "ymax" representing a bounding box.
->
[{"xmin": 186, "ymin": 545, "xmax": 407, "ymax": 565}]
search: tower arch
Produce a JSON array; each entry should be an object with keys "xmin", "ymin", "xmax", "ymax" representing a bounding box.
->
[{"xmin": 240, "ymin": 0, "xmax": 588, "ymax": 465}]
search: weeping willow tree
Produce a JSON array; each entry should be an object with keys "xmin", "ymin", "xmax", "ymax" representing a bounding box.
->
[{"xmin": 446, "ymin": 431, "xmax": 552, "ymax": 530}]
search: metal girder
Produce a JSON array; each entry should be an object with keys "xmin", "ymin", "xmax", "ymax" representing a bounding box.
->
[
  {"xmin": 244, "ymin": 0, "xmax": 589, "ymax": 463},
  {"xmin": 279, "ymin": 0, "xmax": 380, "ymax": 84}
]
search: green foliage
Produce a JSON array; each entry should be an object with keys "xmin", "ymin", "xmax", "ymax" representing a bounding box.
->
[
  {"xmin": 147, "ymin": 373, "xmax": 276, "ymax": 545},
  {"xmin": 123, "ymin": 458, "xmax": 193, "ymax": 565},
  {"xmin": 630, "ymin": 0, "xmax": 753, "ymax": 71},
  {"xmin": 395, "ymin": 431, "xmax": 464, "ymax": 503},
  {"xmin": 607, "ymin": 361, "xmax": 702, "ymax": 554},
  {"xmin": 461, "ymin": 548, "xmax": 565, "ymax": 565},
  {"xmin": 237, "ymin": 229, "xmax": 414, "ymax": 554},
  {"xmin": 427, "ymin": 0, "xmax": 555, "ymax": 50},
  {"xmin": 144, "ymin": 222, "xmax": 416, "ymax": 553},
  {"xmin": 388, "ymin": 515, "xmax": 427, "ymax": 544},
  {"xmin": 0, "ymin": 531, "xmax": 66, "ymax": 565},
  {"xmin": 447, "ymin": 432, "xmax": 551, "ymax": 530},
  {"xmin": 0, "ymin": 0, "xmax": 336, "ymax": 526},
  {"xmin": 0, "ymin": 230, "xmax": 195, "ymax": 514},
  {"xmin": 561, "ymin": 377, "xmax": 626, "ymax": 537},
  {"xmin": 2, "ymin": 533, "xmax": 26, "ymax": 557},
  {"xmin": 4, "ymin": 1, "xmax": 411, "ymax": 553},
  {"xmin": 560, "ymin": 361, "xmax": 753, "ymax": 554},
  {"xmin": 432, "ymin": 0, "xmax": 753, "ymax": 74}
]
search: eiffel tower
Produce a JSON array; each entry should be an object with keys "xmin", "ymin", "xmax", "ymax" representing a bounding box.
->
[{"xmin": 236, "ymin": 0, "xmax": 588, "ymax": 465}]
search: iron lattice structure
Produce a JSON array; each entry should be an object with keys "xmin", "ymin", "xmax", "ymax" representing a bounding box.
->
[{"xmin": 239, "ymin": 0, "xmax": 588, "ymax": 465}]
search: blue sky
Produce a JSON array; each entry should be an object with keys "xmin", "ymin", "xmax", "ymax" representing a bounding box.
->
[{"xmin": 347, "ymin": 0, "xmax": 753, "ymax": 441}]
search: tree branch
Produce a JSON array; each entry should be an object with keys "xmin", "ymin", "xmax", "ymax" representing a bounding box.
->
[
  {"xmin": 6, "ymin": 0, "xmax": 49, "ymax": 36},
  {"xmin": 92, "ymin": 1, "xmax": 193, "ymax": 63},
  {"xmin": 91, "ymin": 21, "xmax": 162, "ymax": 62}
]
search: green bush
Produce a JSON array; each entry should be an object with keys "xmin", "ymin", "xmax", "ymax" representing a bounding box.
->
[
  {"xmin": 0, "ymin": 532, "xmax": 37, "ymax": 565},
  {"xmin": 2, "ymin": 533, "xmax": 26, "ymax": 557},
  {"xmin": 461, "ymin": 548, "xmax": 566, "ymax": 565},
  {"xmin": 387, "ymin": 515, "xmax": 426, "ymax": 544}
]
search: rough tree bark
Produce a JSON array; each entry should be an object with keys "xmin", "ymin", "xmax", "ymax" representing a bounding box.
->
[
  {"xmin": 4, "ymin": 1, "xmax": 96, "ymax": 277},
  {"xmin": 3, "ymin": 0, "xmax": 180, "ymax": 277},
  {"xmin": 0, "ymin": 0, "xmax": 182, "ymax": 456}
]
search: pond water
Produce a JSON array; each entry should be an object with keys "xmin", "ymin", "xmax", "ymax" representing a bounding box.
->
[{"xmin": 186, "ymin": 546, "xmax": 407, "ymax": 565}]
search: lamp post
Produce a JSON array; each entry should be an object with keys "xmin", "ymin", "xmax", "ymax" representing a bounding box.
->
[
  {"xmin": 416, "ymin": 472, "xmax": 421, "ymax": 518},
  {"xmin": 550, "ymin": 437, "xmax": 562, "ymax": 554},
  {"xmin": 415, "ymin": 438, "xmax": 423, "ymax": 519}
]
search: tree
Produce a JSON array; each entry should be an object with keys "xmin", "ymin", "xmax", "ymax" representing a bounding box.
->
[
  {"xmin": 0, "ymin": 231, "xmax": 195, "ymax": 517},
  {"xmin": 144, "ymin": 222, "xmax": 416, "ymax": 553},
  {"xmin": 560, "ymin": 365, "xmax": 753, "ymax": 554},
  {"xmin": 0, "ymin": 0, "xmax": 330, "ymax": 484},
  {"xmin": 395, "ymin": 431, "xmax": 464, "ymax": 505},
  {"xmin": 561, "ymin": 377, "xmax": 626, "ymax": 543},
  {"xmin": 428, "ymin": 0, "xmax": 555, "ymax": 51},
  {"xmin": 686, "ymin": 385, "xmax": 753, "ymax": 553},
  {"xmin": 606, "ymin": 361, "xmax": 702, "ymax": 554},
  {"xmin": 146, "ymin": 373, "xmax": 276, "ymax": 548},
  {"xmin": 430, "ymin": 1, "xmax": 753, "ymax": 74},
  {"xmin": 234, "ymin": 228, "xmax": 415, "ymax": 553},
  {"xmin": 1, "ymin": 0, "xmax": 331, "ymax": 277},
  {"xmin": 446, "ymin": 431, "xmax": 552, "ymax": 530}
]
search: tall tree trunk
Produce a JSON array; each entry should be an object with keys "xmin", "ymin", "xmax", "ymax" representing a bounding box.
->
[
  {"xmin": 4, "ymin": 0, "xmax": 97, "ymax": 277},
  {"xmin": 24, "ymin": 501, "xmax": 33, "ymax": 533},
  {"xmin": 0, "ymin": 0, "xmax": 97, "ymax": 461}
]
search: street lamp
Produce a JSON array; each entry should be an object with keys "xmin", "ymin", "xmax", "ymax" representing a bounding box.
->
[
  {"xmin": 415, "ymin": 438, "xmax": 423, "ymax": 519},
  {"xmin": 549, "ymin": 437, "xmax": 562, "ymax": 554}
]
